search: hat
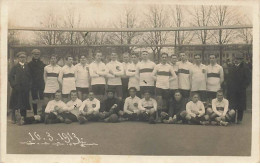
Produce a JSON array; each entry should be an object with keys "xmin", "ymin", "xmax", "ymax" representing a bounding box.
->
[
  {"xmin": 235, "ymin": 54, "xmax": 244, "ymax": 59},
  {"xmin": 16, "ymin": 51, "xmax": 27, "ymax": 58},
  {"xmin": 31, "ymin": 49, "xmax": 41, "ymax": 54}
]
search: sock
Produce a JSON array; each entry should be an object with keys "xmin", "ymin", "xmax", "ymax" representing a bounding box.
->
[{"xmin": 33, "ymin": 103, "xmax": 38, "ymax": 115}]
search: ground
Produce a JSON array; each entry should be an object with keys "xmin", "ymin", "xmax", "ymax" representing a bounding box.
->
[{"xmin": 7, "ymin": 112, "xmax": 251, "ymax": 156}]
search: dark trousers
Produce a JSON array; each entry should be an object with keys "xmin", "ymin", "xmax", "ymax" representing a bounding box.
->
[
  {"xmin": 227, "ymin": 89, "xmax": 247, "ymax": 121},
  {"xmin": 60, "ymin": 113, "xmax": 78, "ymax": 122},
  {"xmin": 121, "ymin": 78, "xmax": 129, "ymax": 100}
]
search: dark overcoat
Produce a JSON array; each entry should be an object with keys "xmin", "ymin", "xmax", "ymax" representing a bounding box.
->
[
  {"xmin": 226, "ymin": 62, "xmax": 251, "ymax": 110},
  {"xmin": 9, "ymin": 63, "xmax": 32, "ymax": 110}
]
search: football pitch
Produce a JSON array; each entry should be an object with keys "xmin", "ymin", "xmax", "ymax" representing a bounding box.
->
[{"xmin": 6, "ymin": 112, "xmax": 251, "ymax": 156}]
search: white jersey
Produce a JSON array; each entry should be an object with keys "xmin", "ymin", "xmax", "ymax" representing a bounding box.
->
[
  {"xmin": 79, "ymin": 98, "xmax": 100, "ymax": 113},
  {"xmin": 153, "ymin": 63, "xmax": 177, "ymax": 89},
  {"xmin": 106, "ymin": 60, "xmax": 124, "ymax": 85},
  {"xmin": 126, "ymin": 62, "xmax": 140, "ymax": 91},
  {"xmin": 75, "ymin": 63, "xmax": 89, "ymax": 88},
  {"xmin": 124, "ymin": 96, "xmax": 141, "ymax": 112},
  {"xmin": 190, "ymin": 63, "xmax": 207, "ymax": 91},
  {"xmin": 89, "ymin": 61, "xmax": 107, "ymax": 85},
  {"xmin": 211, "ymin": 98, "xmax": 229, "ymax": 116},
  {"xmin": 136, "ymin": 60, "xmax": 156, "ymax": 87},
  {"xmin": 66, "ymin": 98, "xmax": 82, "ymax": 117},
  {"xmin": 169, "ymin": 64, "xmax": 179, "ymax": 90},
  {"xmin": 58, "ymin": 65, "xmax": 76, "ymax": 94},
  {"xmin": 206, "ymin": 64, "xmax": 224, "ymax": 92},
  {"xmin": 177, "ymin": 61, "xmax": 192, "ymax": 90},
  {"xmin": 45, "ymin": 100, "xmax": 67, "ymax": 114},
  {"xmin": 186, "ymin": 100, "xmax": 205, "ymax": 115},
  {"xmin": 44, "ymin": 64, "xmax": 61, "ymax": 93}
]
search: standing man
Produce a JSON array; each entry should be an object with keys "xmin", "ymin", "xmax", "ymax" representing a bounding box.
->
[
  {"xmin": 169, "ymin": 54, "xmax": 179, "ymax": 100},
  {"xmin": 226, "ymin": 54, "xmax": 251, "ymax": 123},
  {"xmin": 43, "ymin": 54, "xmax": 61, "ymax": 112},
  {"xmin": 206, "ymin": 54, "xmax": 224, "ymax": 102},
  {"xmin": 28, "ymin": 49, "xmax": 45, "ymax": 115},
  {"xmin": 126, "ymin": 53, "xmax": 140, "ymax": 97},
  {"xmin": 106, "ymin": 51, "xmax": 124, "ymax": 100},
  {"xmin": 9, "ymin": 52, "xmax": 31, "ymax": 123},
  {"xmin": 177, "ymin": 52, "xmax": 192, "ymax": 99},
  {"xmin": 121, "ymin": 52, "xmax": 130, "ymax": 100},
  {"xmin": 75, "ymin": 55, "xmax": 90, "ymax": 101},
  {"xmin": 135, "ymin": 51, "xmax": 156, "ymax": 97},
  {"xmin": 89, "ymin": 50, "xmax": 108, "ymax": 102},
  {"xmin": 190, "ymin": 54, "xmax": 207, "ymax": 102},
  {"xmin": 152, "ymin": 53, "xmax": 177, "ymax": 116},
  {"xmin": 58, "ymin": 55, "xmax": 76, "ymax": 102}
]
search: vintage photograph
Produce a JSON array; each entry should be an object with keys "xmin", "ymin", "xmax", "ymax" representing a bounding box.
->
[{"xmin": 1, "ymin": 0, "xmax": 259, "ymax": 163}]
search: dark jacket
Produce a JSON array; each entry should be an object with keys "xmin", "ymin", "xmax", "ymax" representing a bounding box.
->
[
  {"xmin": 169, "ymin": 98, "xmax": 188, "ymax": 117},
  {"xmin": 101, "ymin": 97, "xmax": 123, "ymax": 114},
  {"xmin": 28, "ymin": 58, "xmax": 45, "ymax": 89},
  {"xmin": 9, "ymin": 63, "xmax": 31, "ymax": 110}
]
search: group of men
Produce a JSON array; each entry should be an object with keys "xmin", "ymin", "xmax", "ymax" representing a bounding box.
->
[{"xmin": 8, "ymin": 48, "xmax": 251, "ymax": 126}]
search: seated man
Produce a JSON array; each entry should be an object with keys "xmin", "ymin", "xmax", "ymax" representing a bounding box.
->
[
  {"xmin": 61, "ymin": 90, "xmax": 82, "ymax": 124},
  {"xmin": 162, "ymin": 90, "xmax": 188, "ymax": 124},
  {"xmin": 123, "ymin": 87, "xmax": 141, "ymax": 121},
  {"xmin": 78, "ymin": 91, "xmax": 101, "ymax": 124},
  {"xmin": 138, "ymin": 91, "xmax": 157, "ymax": 124},
  {"xmin": 100, "ymin": 89, "xmax": 123, "ymax": 123},
  {"xmin": 206, "ymin": 90, "xmax": 236, "ymax": 126},
  {"xmin": 44, "ymin": 90, "xmax": 68, "ymax": 124},
  {"xmin": 185, "ymin": 93, "xmax": 209, "ymax": 125}
]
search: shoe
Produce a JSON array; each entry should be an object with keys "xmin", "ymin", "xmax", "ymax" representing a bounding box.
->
[
  {"xmin": 162, "ymin": 119, "xmax": 169, "ymax": 124},
  {"xmin": 220, "ymin": 121, "xmax": 229, "ymax": 126},
  {"xmin": 149, "ymin": 117, "xmax": 156, "ymax": 124},
  {"xmin": 237, "ymin": 120, "xmax": 242, "ymax": 124},
  {"xmin": 78, "ymin": 116, "xmax": 87, "ymax": 124},
  {"xmin": 118, "ymin": 117, "xmax": 128, "ymax": 122},
  {"xmin": 210, "ymin": 121, "xmax": 218, "ymax": 125},
  {"xmin": 57, "ymin": 116, "xmax": 64, "ymax": 123},
  {"xmin": 200, "ymin": 121, "xmax": 210, "ymax": 125},
  {"xmin": 64, "ymin": 118, "xmax": 72, "ymax": 124},
  {"xmin": 17, "ymin": 116, "xmax": 25, "ymax": 126}
]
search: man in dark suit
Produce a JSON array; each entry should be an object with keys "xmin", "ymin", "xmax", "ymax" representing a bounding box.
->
[
  {"xmin": 28, "ymin": 49, "xmax": 45, "ymax": 115},
  {"xmin": 226, "ymin": 54, "xmax": 251, "ymax": 124},
  {"xmin": 9, "ymin": 52, "xmax": 32, "ymax": 124}
]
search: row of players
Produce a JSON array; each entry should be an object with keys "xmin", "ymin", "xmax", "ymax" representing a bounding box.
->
[{"xmin": 14, "ymin": 88, "xmax": 235, "ymax": 126}]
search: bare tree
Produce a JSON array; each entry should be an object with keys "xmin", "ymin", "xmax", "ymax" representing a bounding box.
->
[
  {"xmin": 142, "ymin": 5, "xmax": 170, "ymax": 62},
  {"xmin": 108, "ymin": 6, "xmax": 141, "ymax": 53},
  {"xmin": 210, "ymin": 6, "xmax": 241, "ymax": 64},
  {"xmin": 189, "ymin": 5, "xmax": 213, "ymax": 61},
  {"xmin": 171, "ymin": 5, "xmax": 194, "ymax": 54}
]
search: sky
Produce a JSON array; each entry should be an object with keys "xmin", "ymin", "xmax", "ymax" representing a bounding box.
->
[{"xmin": 7, "ymin": 0, "xmax": 253, "ymax": 44}]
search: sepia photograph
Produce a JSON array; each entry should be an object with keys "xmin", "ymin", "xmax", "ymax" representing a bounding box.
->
[{"xmin": 0, "ymin": 0, "xmax": 259, "ymax": 163}]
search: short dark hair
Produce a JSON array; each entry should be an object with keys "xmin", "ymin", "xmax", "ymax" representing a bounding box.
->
[
  {"xmin": 143, "ymin": 90, "xmax": 151, "ymax": 95},
  {"xmin": 161, "ymin": 52, "xmax": 168, "ymax": 57},
  {"xmin": 174, "ymin": 90, "xmax": 182, "ymax": 96},
  {"xmin": 50, "ymin": 54, "xmax": 57, "ymax": 59},
  {"xmin": 194, "ymin": 54, "xmax": 201, "ymax": 58},
  {"xmin": 209, "ymin": 54, "xmax": 216, "ymax": 58},
  {"xmin": 55, "ymin": 90, "xmax": 62, "ymax": 95},
  {"xmin": 171, "ymin": 54, "xmax": 177, "ymax": 58},
  {"xmin": 128, "ymin": 87, "xmax": 137, "ymax": 92},
  {"xmin": 95, "ymin": 50, "xmax": 102, "ymax": 55},
  {"xmin": 66, "ymin": 54, "xmax": 73, "ymax": 60},
  {"xmin": 70, "ymin": 90, "xmax": 77, "ymax": 96},
  {"xmin": 79, "ymin": 55, "xmax": 87, "ymax": 59},
  {"xmin": 88, "ymin": 91, "xmax": 95, "ymax": 95},
  {"xmin": 217, "ymin": 89, "xmax": 224, "ymax": 94},
  {"xmin": 191, "ymin": 92, "xmax": 199, "ymax": 98}
]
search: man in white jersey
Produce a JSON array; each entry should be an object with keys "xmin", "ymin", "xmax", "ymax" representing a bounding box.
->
[
  {"xmin": 44, "ymin": 90, "xmax": 68, "ymax": 124},
  {"xmin": 58, "ymin": 55, "xmax": 76, "ymax": 102},
  {"xmin": 206, "ymin": 90, "xmax": 236, "ymax": 126},
  {"xmin": 106, "ymin": 51, "xmax": 124, "ymax": 100},
  {"xmin": 190, "ymin": 54, "xmax": 207, "ymax": 102},
  {"xmin": 177, "ymin": 52, "xmax": 192, "ymax": 99},
  {"xmin": 123, "ymin": 87, "xmax": 141, "ymax": 121},
  {"xmin": 89, "ymin": 50, "xmax": 108, "ymax": 101},
  {"xmin": 135, "ymin": 51, "xmax": 156, "ymax": 96},
  {"xmin": 206, "ymin": 54, "xmax": 224, "ymax": 102},
  {"xmin": 126, "ymin": 53, "xmax": 140, "ymax": 97},
  {"xmin": 185, "ymin": 93, "xmax": 209, "ymax": 125},
  {"xmin": 121, "ymin": 52, "xmax": 130, "ymax": 100},
  {"xmin": 75, "ymin": 55, "xmax": 90, "ymax": 101},
  {"xmin": 78, "ymin": 91, "xmax": 101, "ymax": 124},
  {"xmin": 61, "ymin": 90, "xmax": 82, "ymax": 124},
  {"xmin": 169, "ymin": 54, "xmax": 179, "ymax": 99},
  {"xmin": 152, "ymin": 53, "xmax": 177, "ymax": 117},
  {"xmin": 43, "ymin": 54, "xmax": 61, "ymax": 113}
]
